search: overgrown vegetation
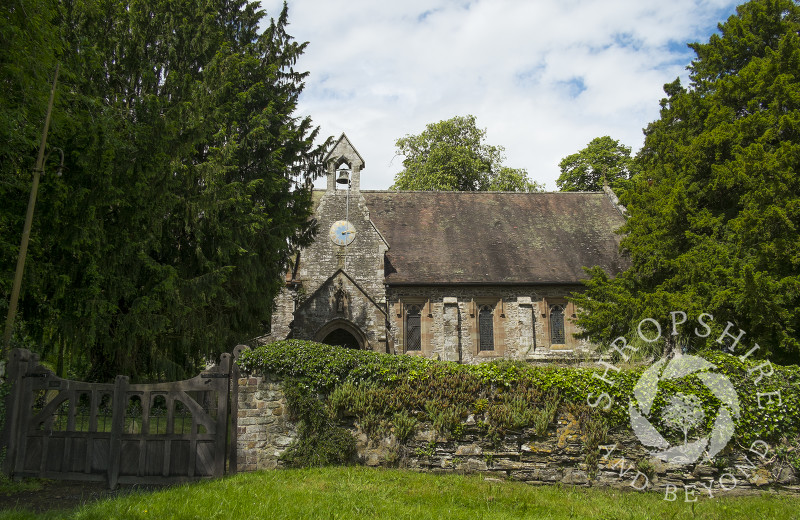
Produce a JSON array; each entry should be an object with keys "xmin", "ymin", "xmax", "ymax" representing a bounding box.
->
[
  {"xmin": 566, "ymin": 402, "xmax": 609, "ymax": 479},
  {"xmin": 278, "ymin": 378, "xmax": 355, "ymax": 467},
  {"xmin": 238, "ymin": 340, "xmax": 800, "ymax": 468}
]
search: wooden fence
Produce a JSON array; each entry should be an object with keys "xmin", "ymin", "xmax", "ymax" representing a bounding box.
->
[{"xmin": 2, "ymin": 348, "xmax": 238, "ymax": 488}]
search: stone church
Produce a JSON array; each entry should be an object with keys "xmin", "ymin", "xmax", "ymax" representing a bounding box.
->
[{"xmin": 265, "ymin": 134, "xmax": 629, "ymax": 362}]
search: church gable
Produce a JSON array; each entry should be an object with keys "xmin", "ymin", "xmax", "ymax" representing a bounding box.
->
[
  {"xmin": 293, "ymin": 134, "xmax": 388, "ymax": 302},
  {"xmin": 322, "ymin": 133, "xmax": 365, "ymax": 193},
  {"xmin": 292, "ymin": 270, "xmax": 387, "ymax": 351}
]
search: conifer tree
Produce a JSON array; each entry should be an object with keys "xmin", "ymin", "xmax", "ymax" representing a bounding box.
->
[
  {"xmin": 1, "ymin": 1, "xmax": 327, "ymax": 380},
  {"xmin": 572, "ymin": 0, "xmax": 800, "ymax": 363}
]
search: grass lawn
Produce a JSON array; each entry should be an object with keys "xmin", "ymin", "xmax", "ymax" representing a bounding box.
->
[{"xmin": 0, "ymin": 466, "xmax": 798, "ymax": 520}]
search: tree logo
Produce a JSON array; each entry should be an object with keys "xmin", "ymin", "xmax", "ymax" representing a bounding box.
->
[{"xmin": 629, "ymin": 355, "xmax": 740, "ymax": 464}]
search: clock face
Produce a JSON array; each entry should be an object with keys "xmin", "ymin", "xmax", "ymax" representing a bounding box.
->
[{"xmin": 329, "ymin": 220, "xmax": 356, "ymax": 246}]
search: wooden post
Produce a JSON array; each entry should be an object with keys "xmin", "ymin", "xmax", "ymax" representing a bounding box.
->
[
  {"xmin": 3, "ymin": 349, "xmax": 30, "ymax": 476},
  {"xmin": 163, "ymin": 393, "xmax": 174, "ymax": 477},
  {"xmin": 138, "ymin": 391, "xmax": 151, "ymax": 477},
  {"xmin": 214, "ymin": 353, "xmax": 231, "ymax": 477},
  {"xmin": 108, "ymin": 375, "xmax": 128, "ymax": 489},
  {"xmin": 2, "ymin": 65, "xmax": 60, "ymax": 356},
  {"xmin": 60, "ymin": 389, "xmax": 77, "ymax": 475},
  {"xmin": 12, "ymin": 352, "xmax": 36, "ymax": 477}
]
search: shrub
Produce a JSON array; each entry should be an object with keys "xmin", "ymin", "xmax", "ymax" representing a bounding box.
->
[
  {"xmin": 425, "ymin": 401, "xmax": 467, "ymax": 439},
  {"xmin": 636, "ymin": 458, "xmax": 655, "ymax": 480},
  {"xmin": 279, "ymin": 378, "xmax": 355, "ymax": 467},
  {"xmin": 392, "ymin": 410, "xmax": 418, "ymax": 444}
]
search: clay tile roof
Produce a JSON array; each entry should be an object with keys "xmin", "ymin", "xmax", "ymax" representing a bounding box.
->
[{"xmin": 362, "ymin": 191, "xmax": 629, "ymax": 285}]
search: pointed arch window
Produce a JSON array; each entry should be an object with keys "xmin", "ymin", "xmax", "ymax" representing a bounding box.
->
[
  {"xmin": 479, "ymin": 305, "xmax": 494, "ymax": 351},
  {"xmin": 406, "ymin": 305, "xmax": 422, "ymax": 351},
  {"xmin": 550, "ymin": 304, "xmax": 566, "ymax": 344}
]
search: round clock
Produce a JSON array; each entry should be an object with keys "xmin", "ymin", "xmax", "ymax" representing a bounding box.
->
[{"xmin": 329, "ymin": 220, "xmax": 356, "ymax": 246}]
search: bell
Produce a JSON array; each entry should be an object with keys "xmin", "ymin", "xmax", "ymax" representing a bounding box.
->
[{"xmin": 336, "ymin": 168, "xmax": 350, "ymax": 185}]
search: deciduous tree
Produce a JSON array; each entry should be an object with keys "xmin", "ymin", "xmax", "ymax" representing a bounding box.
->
[
  {"xmin": 556, "ymin": 136, "xmax": 633, "ymax": 192},
  {"xmin": 391, "ymin": 115, "xmax": 543, "ymax": 192}
]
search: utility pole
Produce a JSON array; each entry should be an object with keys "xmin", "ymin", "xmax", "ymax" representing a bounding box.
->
[{"xmin": 2, "ymin": 64, "xmax": 60, "ymax": 358}]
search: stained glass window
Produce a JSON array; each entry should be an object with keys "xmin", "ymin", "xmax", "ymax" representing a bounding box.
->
[
  {"xmin": 406, "ymin": 305, "xmax": 421, "ymax": 351},
  {"xmin": 550, "ymin": 305, "xmax": 565, "ymax": 344},
  {"xmin": 479, "ymin": 305, "xmax": 494, "ymax": 351}
]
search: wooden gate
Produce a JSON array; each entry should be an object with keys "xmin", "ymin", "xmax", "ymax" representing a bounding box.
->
[{"xmin": 3, "ymin": 348, "xmax": 235, "ymax": 487}]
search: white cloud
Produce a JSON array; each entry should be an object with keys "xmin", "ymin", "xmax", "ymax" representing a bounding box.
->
[{"xmin": 260, "ymin": 0, "xmax": 740, "ymax": 190}]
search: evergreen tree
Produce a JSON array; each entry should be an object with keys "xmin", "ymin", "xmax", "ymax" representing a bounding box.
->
[
  {"xmin": 0, "ymin": 0, "xmax": 63, "ymax": 351},
  {"xmin": 572, "ymin": 0, "xmax": 800, "ymax": 363},
  {"xmin": 1, "ymin": 0, "xmax": 327, "ymax": 380}
]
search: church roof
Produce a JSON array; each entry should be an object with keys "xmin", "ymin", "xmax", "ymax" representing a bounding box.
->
[{"xmin": 361, "ymin": 191, "xmax": 629, "ymax": 285}]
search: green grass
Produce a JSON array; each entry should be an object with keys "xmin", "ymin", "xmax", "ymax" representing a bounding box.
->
[
  {"xmin": 0, "ymin": 478, "xmax": 45, "ymax": 496},
  {"xmin": 1, "ymin": 467, "xmax": 798, "ymax": 519}
]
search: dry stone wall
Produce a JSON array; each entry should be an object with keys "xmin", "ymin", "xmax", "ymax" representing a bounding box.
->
[{"xmin": 236, "ymin": 373, "xmax": 799, "ymax": 495}]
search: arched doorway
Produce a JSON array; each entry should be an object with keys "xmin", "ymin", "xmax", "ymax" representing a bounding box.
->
[
  {"xmin": 314, "ymin": 319, "xmax": 366, "ymax": 350},
  {"xmin": 321, "ymin": 328, "xmax": 360, "ymax": 350}
]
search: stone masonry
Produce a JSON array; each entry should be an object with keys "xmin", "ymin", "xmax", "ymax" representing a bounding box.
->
[
  {"xmin": 236, "ymin": 373, "xmax": 800, "ymax": 494},
  {"xmin": 263, "ymin": 133, "xmax": 627, "ymax": 361},
  {"xmin": 386, "ymin": 285, "xmax": 593, "ymax": 362},
  {"xmin": 236, "ymin": 374, "xmax": 296, "ymax": 472}
]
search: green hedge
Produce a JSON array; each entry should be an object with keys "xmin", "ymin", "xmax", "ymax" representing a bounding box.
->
[{"xmin": 237, "ymin": 340, "xmax": 800, "ymax": 457}]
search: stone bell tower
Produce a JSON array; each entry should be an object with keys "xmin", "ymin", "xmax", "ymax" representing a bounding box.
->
[
  {"xmin": 324, "ymin": 133, "xmax": 365, "ymax": 194},
  {"xmin": 280, "ymin": 132, "xmax": 389, "ymax": 352}
]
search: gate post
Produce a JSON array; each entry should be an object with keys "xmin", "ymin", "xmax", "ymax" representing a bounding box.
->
[
  {"xmin": 2, "ymin": 349, "xmax": 30, "ymax": 476},
  {"xmin": 213, "ymin": 353, "xmax": 231, "ymax": 478},
  {"xmin": 229, "ymin": 345, "xmax": 249, "ymax": 475},
  {"xmin": 108, "ymin": 375, "xmax": 129, "ymax": 489},
  {"xmin": 12, "ymin": 351, "xmax": 35, "ymax": 477}
]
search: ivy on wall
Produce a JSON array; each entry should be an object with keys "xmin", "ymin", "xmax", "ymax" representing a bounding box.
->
[{"xmin": 237, "ymin": 340, "xmax": 800, "ymax": 467}]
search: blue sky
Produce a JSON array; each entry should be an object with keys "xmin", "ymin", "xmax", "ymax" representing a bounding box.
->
[{"xmin": 260, "ymin": 0, "xmax": 742, "ymax": 190}]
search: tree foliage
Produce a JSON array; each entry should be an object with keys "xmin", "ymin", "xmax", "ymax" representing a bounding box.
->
[
  {"xmin": 556, "ymin": 136, "xmax": 633, "ymax": 192},
  {"xmin": 391, "ymin": 115, "xmax": 543, "ymax": 192},
  {"xmin": 572, "ymin": 0, "xmax": 800, "ymax": 364},
  {"xmin": 1, "ymin": 0, "xmax": 328, "ymax": 381}
]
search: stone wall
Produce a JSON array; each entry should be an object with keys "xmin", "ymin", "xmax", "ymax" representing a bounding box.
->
[
  {"xmin": 386, "ymin": 285, "xmax": 594, "ymax": 362},
  {"xmin": 236, "ymin": 374, "xmax": 296, "ymax": 472},
  {"xmin": 300, "ymin": 189, "xmax": 388, "ymax": 302},
  {"xmin": 236, "ymin": 373, "xmax": 799, "ymax": 495},
  {"xmin": 258, "ymin": 286, "xmax": 295, "ymax": 345},
  {"xmin": 292, "ymin": 271, "xmax": 388, "ymax": 351}
]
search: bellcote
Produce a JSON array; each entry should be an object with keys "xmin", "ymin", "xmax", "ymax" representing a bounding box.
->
[{"xmin": 324, "ymin": 133, "xmax": 365, "ymax": 193}]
